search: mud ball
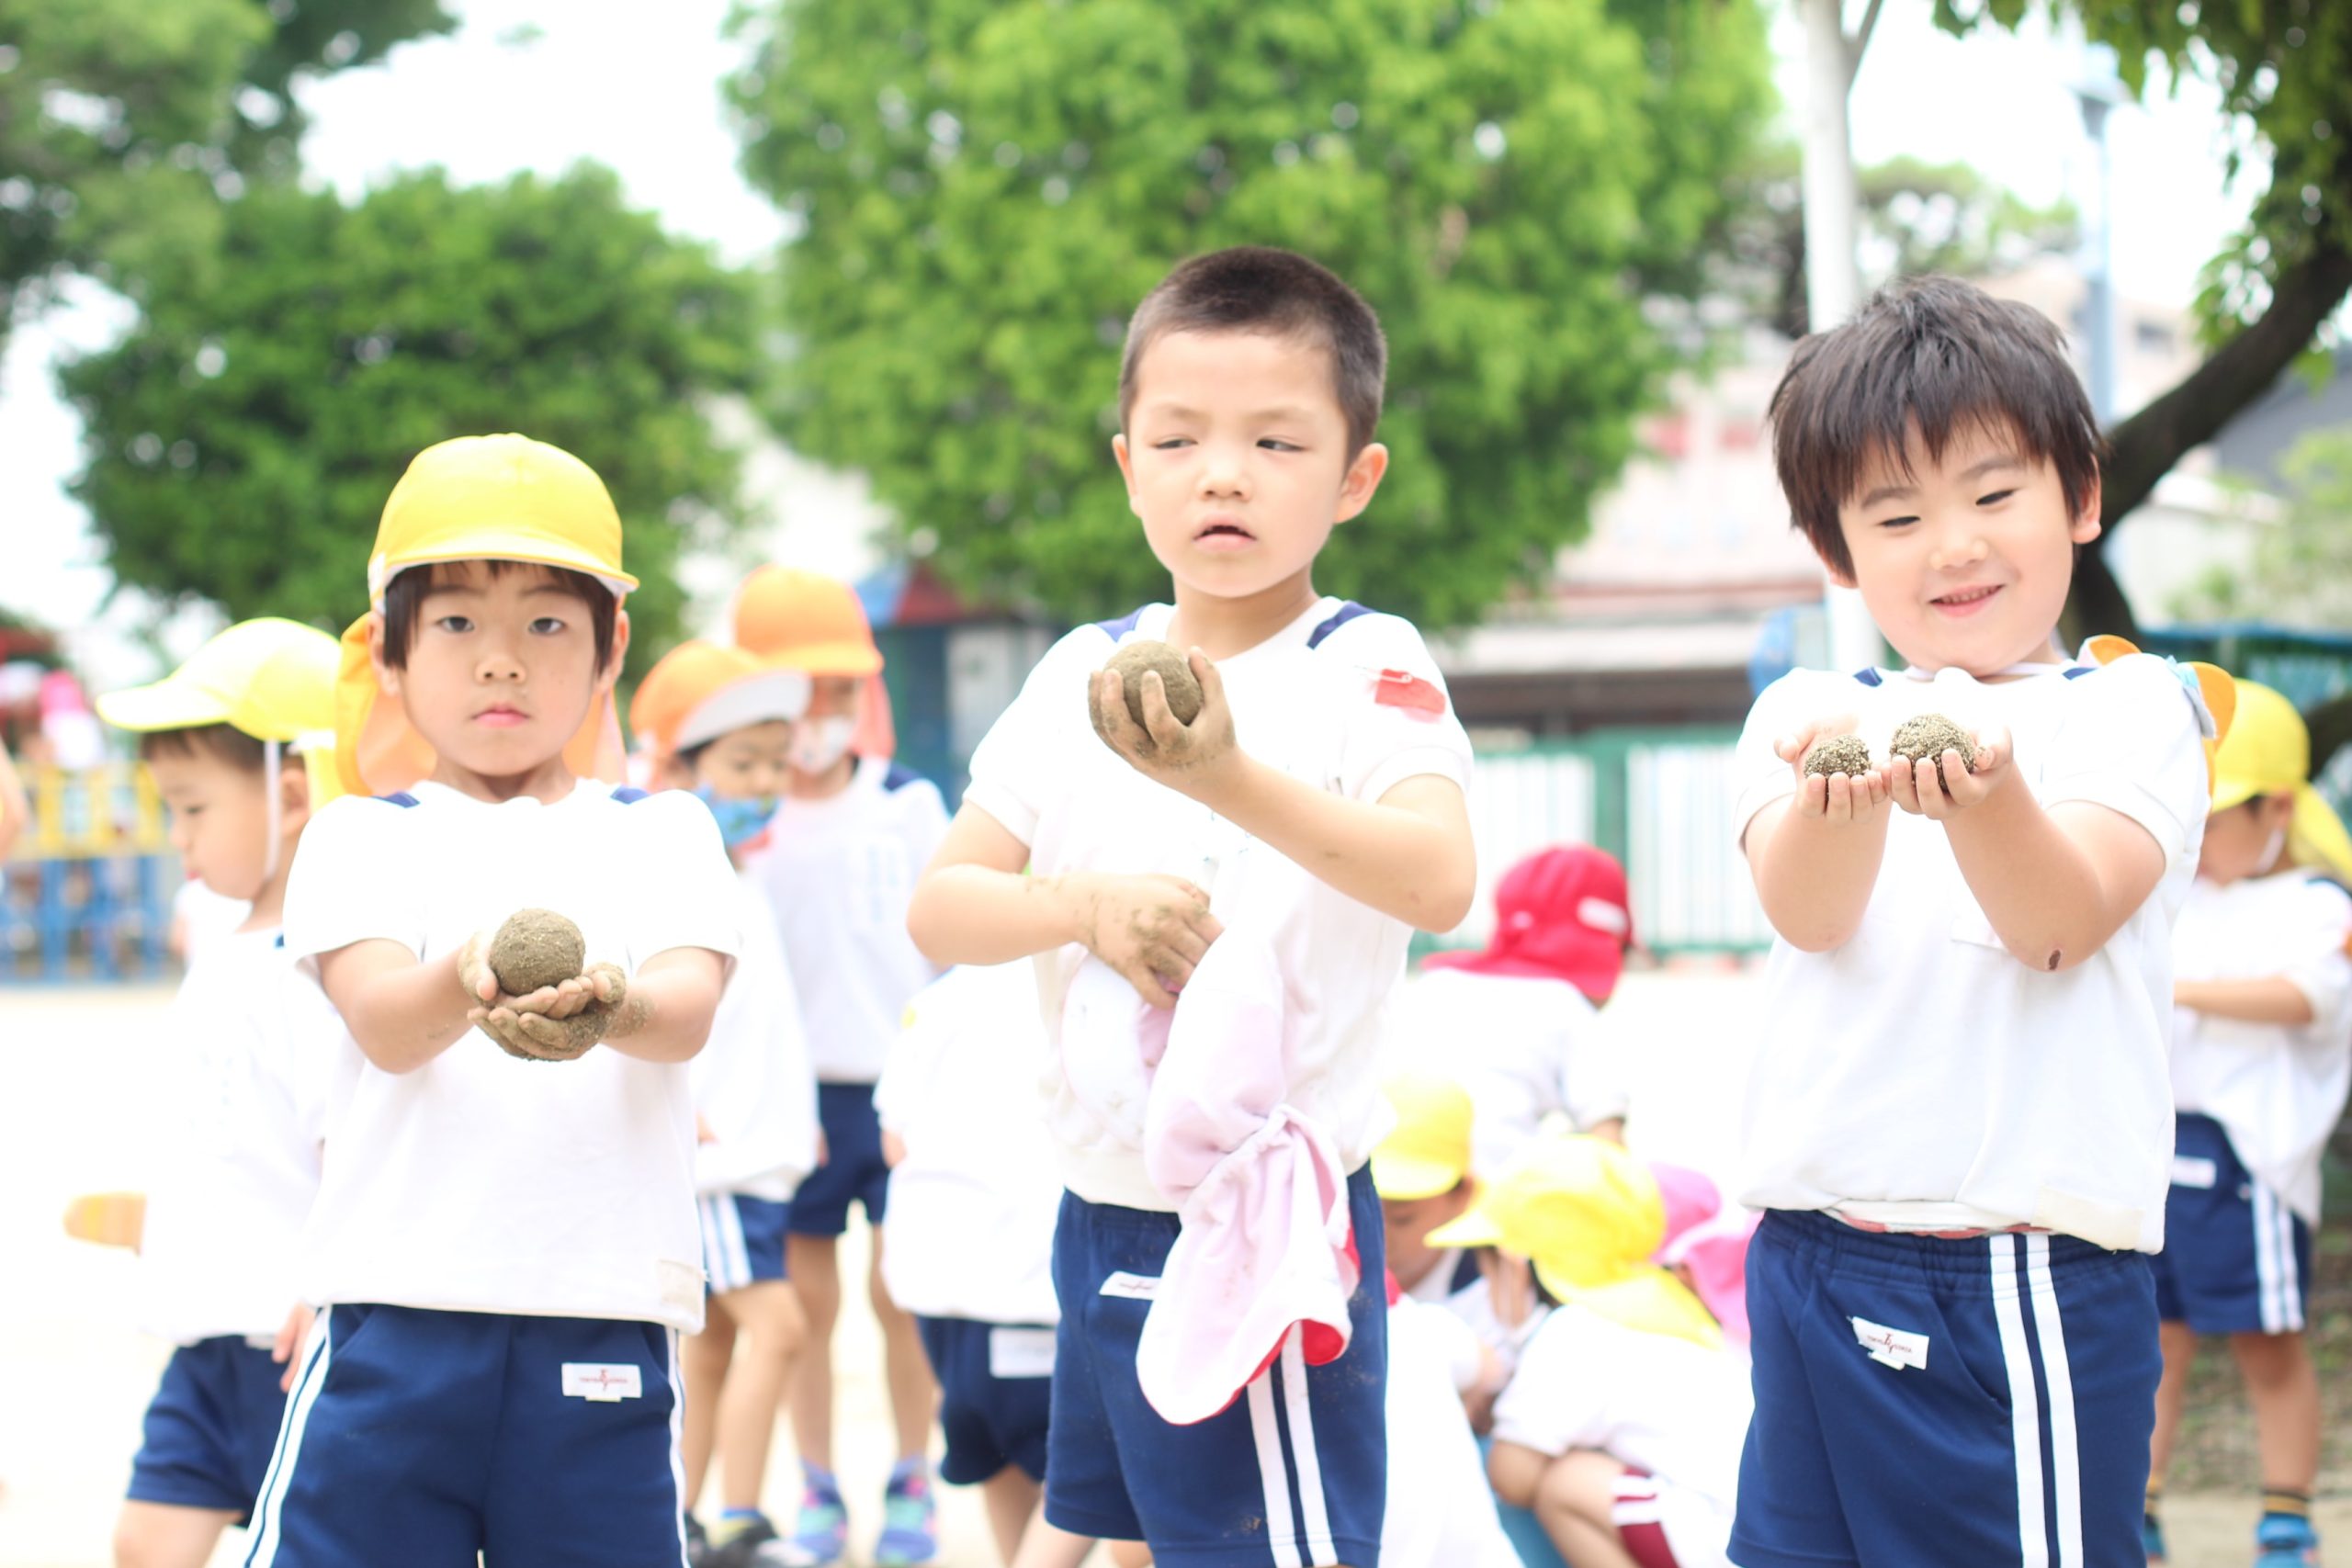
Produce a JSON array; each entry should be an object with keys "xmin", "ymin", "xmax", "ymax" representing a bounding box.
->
[
  {"xmin": 1103, "ymin": 641, "xmax": 1204, "ymax": 728},
  {"xmin": 488, "ymin": 908, "xmax": 585, "ymax": 996},
  {"xmin": 1803, "ymin": 735, "xmax": 1875, "ymax": 779},
  {"xmin": 1889, "ymin": 714, "xmax": 1979, "ymax": 789}
]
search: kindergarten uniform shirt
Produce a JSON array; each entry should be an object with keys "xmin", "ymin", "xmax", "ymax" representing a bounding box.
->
[
  {"xmin": 2171, "ymin": 870, "xmax": 2352, "ymax": 1224},
  {"xmin": 874, "ymin": 962, "xmax": 1061, "ymax": 1326},
  {"xmin": 139, "ymin": 926, "xmax": 350, "ymax": 1345},
  {"xmin": 688, "ymin": 876, "xmax": 819, "ymax": 1203},
  {"xmin": 1383, "ymin": 1296, "xmax": 1521, "ymax": 1568},
  {"xmin": 1732, "ymin": 656, "xmax": 2211, "ymax": 1251},
  {"xmin": 744, "ymin": 756, "xmax": 947, "ymax": 1084},
  {"xmin": 961, "ymin": 597, "xmax": 1474, "ymax": 1212},
  {"xmin": 281, "ymin": 781, "xmax": 740, "ymax": 1332}
]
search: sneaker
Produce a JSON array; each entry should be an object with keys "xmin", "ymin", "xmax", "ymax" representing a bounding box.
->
[
  {"xmin": 686, "ymin": 1514, "xmax": 713, "ymax": 1568},
  {"xmin": 873, "ymin": 1460, "xmax": 939, "ymax": 1566},
  {"xmin": 2256, "ymin": 1514, "xmax": 2321, "ymax": 1568},
  {"xmin": 703, "ymin": 1513, "xmax": 782, "ymax": 1568},
  {"xmin": 2143, "ymin": 1512, "xmax": 2166, "ymax": 1563},
  {"xmin": 786, "ymin": 1469, "xmax": 849, "ymax": 1568}
]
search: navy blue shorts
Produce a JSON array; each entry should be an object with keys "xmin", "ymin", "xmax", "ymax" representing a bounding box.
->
[
  {"xmin": 787, "ymin": 1083, "xmax": 889, "ymax": 1236},
  {"xmin": 699, "ymin": 1193, "xmax": 792, "ymax": 1295},
  {"xmin": 127, "ymin": 1336, "xmax": 288, "ymax": 1521},
  {"xmin": 242, "ymin": 1304, "xmax": 687, "ymax": 1567},
  {"xmin": 1731, "ymin": 1211, "xmax": 2160, "ymax": 1568},
  {"xmin": 2152, "ymin": 1112, "xmax": 2313, "ymax": 1336},
  {"xmin": 915, "ymin": 1315, "xmax": 1056, "ymax": 1485},
  {"xmin": 1045, "ymin": 1165, "xmax": 1387, "ymax": 1568}
]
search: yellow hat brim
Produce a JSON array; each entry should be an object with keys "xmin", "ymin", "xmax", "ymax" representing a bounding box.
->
[
  {"xmin": 95, "ymin": 678, "xmax": 236, "ymax": 736},
  {"xmin": 1426, "ymin": 1208, "xmax": 1505, "ymax": 1249},
  {"xmin": 2210, "ymin": 771, "xmax": 2267, "ymax": 814},
  {"xmin": 372, "ymin": 537, "xmax": 639, "ymax": 604},
  {"xmin": 1371, "ymin": 1153, "xmax": 1469, "ymax": 1203},
  {"xmin": 758, "ymin": 638, "xmax": 885, "ymax": 677}
]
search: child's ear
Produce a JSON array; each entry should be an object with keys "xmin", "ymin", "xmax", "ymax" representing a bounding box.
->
[
  {"xmin": 1335, "ymin": 442, "xmax": 1390, "ymax": 524},
  {"xmin": 1112, "ymin": 433, "xmax": 1143, "ymax": 517},
  {"xmin": 600, "ymin": 610, "xmax": 632, "ymax": 693},
  {"xmin": 277, "ymin": 757, "xmax": 315, "ymax": 833},
  {"xmin": 2070, "ymin": 473, "xmax": 2105, "ymax": 545},
  {"xmin": 365, "ymin": 610, "xmax": 399, "ymax": 698}
]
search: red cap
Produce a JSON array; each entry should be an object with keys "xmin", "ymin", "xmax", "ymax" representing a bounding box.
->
[{"xmin": 1424, "ymin": 844, "xmax": 1634, "ymax": 1004}]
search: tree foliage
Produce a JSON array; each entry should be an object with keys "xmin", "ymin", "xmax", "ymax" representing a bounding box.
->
[
  {"xmin": 729, "ymin": 0, "xmax": 1774, "ymax": 629},
  {"xmin": 2174, "ymin": 426, "xmax": 2352, "ymax": 628},
  {"xmin": 0, "ymin": 0, "xmax": 454, "ymax": 341},
  {"xmin": 60, "ymin": 167, "xmax": 756, "ymax": 673}
]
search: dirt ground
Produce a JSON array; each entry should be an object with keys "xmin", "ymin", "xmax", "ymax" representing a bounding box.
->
[{"xmin": 0, "ymin": 974, "xmax": 2342, "ymax": 1567}]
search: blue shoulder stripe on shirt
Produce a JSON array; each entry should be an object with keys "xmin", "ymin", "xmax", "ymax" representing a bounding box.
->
[
  {"xmin": 2064, "ymin": 665, "xmax": 2095, "ymax": 680},
  {"xmin": 1851, "ymin": 668, "xmax": 1883, "ymax": 687},
  {"xmin": 374, "ymin": 791, "xmax": 421, "ymax": 807},
  {"xmin": 608, "ymin": 785, "xmax": 650, "ymax": 804},
  {"xmin": 1092, "ymin": 607, "xmax": 1147, "ymax": 640},
  {"xmin": 882, "ymin": 763, "xmax": 928, "ymax": 794},
  {"xmin": 1306, "ymin": 601, "xmax": 1374, "ymax": 650}
]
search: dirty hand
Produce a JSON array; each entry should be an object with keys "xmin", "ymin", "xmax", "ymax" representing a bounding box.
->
[
  {"xmin": 1090, "ymin": 651, "xmax": 1241, "ymax": 801},
  {"xmin": 472, "ymin": 964, "xmax": 630, "ymax": 1062},
  {"xmin": 1885, "ymin": 724, "xmax": 2011, "ymax": 820},
  {"xmin": 1062, "ymin": 872, "xmax": 1225, "ymax": 1007},
  {"xmin": 1775, "ymin": 713, "xmax": 1891, "ymax": 829}
]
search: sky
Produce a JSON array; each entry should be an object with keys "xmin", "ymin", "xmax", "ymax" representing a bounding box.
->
[{"xmin": 0, "ymin": 0, "xmax": 2260, "ymax": 687}]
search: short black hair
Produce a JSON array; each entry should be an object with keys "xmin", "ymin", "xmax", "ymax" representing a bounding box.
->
[
  {"xmin": 138, "ymin": 724, "xmax": 305, "ymax": 773},
  {"xmin": 379, "ymin": 559, "xmax": 617, "ymax": 671},
  {"xmin": 1768, "ymin": 276, "xmax": 2104, "ymax": 581},
  {"xmin": 1119, "ymin": 245, "xmax": 1387, "ymax": 455}
]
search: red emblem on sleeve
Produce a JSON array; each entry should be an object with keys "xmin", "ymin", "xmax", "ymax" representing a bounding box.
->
[{"xmin": 1373, "ymin": 669, "xmax": 1447, "ymax": 717}]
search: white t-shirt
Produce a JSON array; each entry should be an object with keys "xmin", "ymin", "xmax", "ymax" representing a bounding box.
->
[
  {"xmin": 961, "ymin": 598, "xmax": 1475, "ymax": 1211},
  {"xmin": 2171, "ymin": 870, "xmax": 2352, "ymax": 1224},
  {"xmin": 1732, "ymin": 656, "xmax": 2210, "ymax": 1251},
  {"xmin": 1383, "ymin": 1297, "xmax": 1521, "ymax": 1568},
  {"xmin": 744, "ymin": 757, "xmax": 948, "ymax": 1084},
  {"xmin": 139, "ymin": 927, "xmax": 352, "ymax": 1345},
  {"xmin": 874, "ymin": 962, "xmax": 1063, "ymax": 1325},
  {"xmin": 690, "ymin": 876, "xmax": 820, "ymax": 1203},
  {"xmin": 1385, "ymin": 967, "xmax": 1630, "ymax": 1176},
  {"xmin": 280, "ymin": 780, "xmax": 741, "ymax": 1331},
  {"xmin": 1490, "ymin": 1303, "xmax": 1753, "ymax": 1511},
  {"xmin": 171, "ymin": 879, "xmax": 250, "ymax": 965}
]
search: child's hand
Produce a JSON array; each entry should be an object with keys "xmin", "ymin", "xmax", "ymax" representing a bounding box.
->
[
  {"xmin": 1090, "ymin": 650, "xmax": 1241, "ymax": 801},
  {"xmin": 273, "ymin": 1301, "xmax": 315, "ymax": 1393},
  {"xmin": 1885, "ymin": 724, "xmax": 2012, "ymax": 820},
  {"xmin": 470, "ymin": 964, "xmax": 630, "ymax": 1061},
  {"xmin": 1063, "ymin": 872, "xmax": 1225, "ymax": 1007},
  {"xmin": 1774, "ymin": 714, "xmax": 1891, "ymax": 828}
]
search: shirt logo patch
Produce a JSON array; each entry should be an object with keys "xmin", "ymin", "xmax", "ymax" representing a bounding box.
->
[
  {"xmin": 1372, "ymin": 668, "xmax": 1448, "ymax": 718},
  {"xmin": 561, "ymin": 1363, "xmax": 644, "ymax": 1402},
  {"xmin": 1849, "ymin": 1315, "xmax": 1930, "ymax": 1371},
  {"xmin": 2170, "ymin": 1156, "xmax": 2219, "ymax": 1190},
  {"xmin": 1099, "ymin": 1270, "xmax": 1160, "ymax": 1301}
]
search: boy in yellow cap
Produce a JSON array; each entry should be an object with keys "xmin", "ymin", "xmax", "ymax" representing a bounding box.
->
[
  {"xmin": 1437, "ymin": 1136, "xmax": 1752, "ymax": 1568},
  {"xmin": 732, "ymin": 565, "xmax": 950, "ymax": 1568},
  {"xmin": 631, "ymin": 639, "xmax": 822, "ymax": 1566},
  {"xmin": 2143, "ymin": 682, "xmax": 2352, "ymax": 1568},
  {"xmin": 252, "ymin": 434, "xmax": 741, "ymax": 1567},
  {"xmin": 93, "ymin": 618, "xmax": 350, "ymax": 1568}
]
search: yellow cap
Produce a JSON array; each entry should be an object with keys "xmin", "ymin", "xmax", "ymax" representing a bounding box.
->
[
  {"xmin": 1428, "ymin": 1134, "xmax": 1723, "ymax": 1348},
  {"xmin": 1371, "ymin": 1071, "xmax": 1476, "ymax": 1201},
  {"xmin": 98, "ymin": 618, "xmax": 343, "ymax": 804},
  {"xmin": 630, "ymin": 641, "xmax": 812, "ymax": 762},
  {"xmin": 336, "ymin": 434, "xmax": 632, "ymax": 796},
  {"xmin": 2209, "ymin": 681, "xmax": 2352, "ymax": 884}
]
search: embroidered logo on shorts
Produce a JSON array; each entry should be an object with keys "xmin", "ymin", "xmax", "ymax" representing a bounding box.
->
[
  {"xmin": 561, "ymin": 1363, "xmax": 644, "ymax": 1402},
  {"xmin": 1849, "ymin": 1315, "xmax": 1930, "ymax": 1371},
  {"xmin": 1099, "ymin": 1271, "xmax": 1159, "ymax": 1301}
]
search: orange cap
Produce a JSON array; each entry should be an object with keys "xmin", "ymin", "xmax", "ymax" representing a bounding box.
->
[
  {"xmin": 630, "ymin": 641, "xmax": 812, "ymax": 762},
  {"xmin": 732, "ymin": 567, "xmax": 885, "ymax": 676}
]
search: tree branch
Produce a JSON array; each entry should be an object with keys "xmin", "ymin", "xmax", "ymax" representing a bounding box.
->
[{"xmin": 1848, "ymin": 0, "xmax": 1886, "ymax": 77}]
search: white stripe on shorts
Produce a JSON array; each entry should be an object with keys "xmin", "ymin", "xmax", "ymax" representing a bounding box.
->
[
  {"xmin": 1246, "ymin": 1366, "xmax": 1305, "ymax": 1568},
  {"xmin": 2253, "ymin": 1183, "xmax": 2304, "ymax": 1334},
  {"xmin": 2024, "ymin": 1236, "xmax": 2083, "ymax": 1568},
  {"xmin": 664, "ymin": 1326, "xmax": 691, "ymax": 1568},
  {"xmin": 1991, "ymin": 1235, "xmax": 2050, "ymax": 1568},
  {"xmin": 1279, "ymin": 1329, "xmax": 1338, "ymax": 1567},
  {"xmin": 243, "ymin": 1305, "xmax": 335, "ymax": 1567}
]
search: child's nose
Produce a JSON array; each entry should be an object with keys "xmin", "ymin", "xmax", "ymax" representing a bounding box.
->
[{"xmin": 1928, "ymin": 525, "xmax": 1990, "ymax": 571}]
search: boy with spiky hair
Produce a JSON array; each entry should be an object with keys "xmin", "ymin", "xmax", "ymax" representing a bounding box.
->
[
  {"xmin": 1729, "ymin": 277, "xmax": 2218, "ymax": 1567},
  {"xmin": 910, "ymin": 246, "xmax": 1478, "ymax": 1568}
]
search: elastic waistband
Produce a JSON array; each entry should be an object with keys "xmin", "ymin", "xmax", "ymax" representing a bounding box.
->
[
  {"xmin": 1758, "ymin": 1209, "xmax": 2141, "ymax": 1293},
  {"xmin": 1062, "ymin": 1162, "xmax": 1374, "ymax": 1229}
]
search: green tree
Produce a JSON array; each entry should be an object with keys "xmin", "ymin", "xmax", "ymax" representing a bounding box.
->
[
  {"xmin": 729, "ymin": 0, "xmax": 1774, "ymax": 628},
  {"xmin": 1938, "ymin": 0, "xmax": 2352, "ymax": 635},
  {"xmin": 2175, "ymin": 426, "xmax": 2352, "ymax": 628},
  {"xmin": 60, "ymin": 166, "xmax": 756, "ymax": 672},
  {"xmin": 0, "ymin": 0, "xmax": 453, "ymax": 343}
]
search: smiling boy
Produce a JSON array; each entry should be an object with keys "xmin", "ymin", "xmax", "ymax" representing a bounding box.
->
[
  {"xmin": 248, "ymin": 434, "xmax": 740, "ymax": 1567},
  {"xmin": 907, "ymin": 246, "xmax": 1477, "ymax": 1568},
  {"xmin": 1726, "ymin": 278, "xmax": 2217, "ymax": 1568}
]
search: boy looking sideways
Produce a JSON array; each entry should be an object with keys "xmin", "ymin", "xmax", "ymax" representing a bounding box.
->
[
  {"xmin": 1728, "ymin": 279, "xmax": 2218, "ymax": 1568},
  {"xmin": 246, "ymin": 434, "xmax": 740, "ymax": 1567},
  {"xmin": 909, "ymin": 246, "xmax": 1476, "ymax": 1568}
]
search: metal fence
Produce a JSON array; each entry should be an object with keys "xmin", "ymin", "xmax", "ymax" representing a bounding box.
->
[{"xmin": 0, "ymin": 763, "xmax": 176, "ymax": 984}]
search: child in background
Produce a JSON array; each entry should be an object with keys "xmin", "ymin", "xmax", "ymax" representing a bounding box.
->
[
  {"xmin": 910, "ymin": 245, "xmax": 1477, "ymax": 1568},
  {"xmin": 632, "ymin": 641, "xmax": 824, "ymax": 1567},
  {"xmin": 1452, "ymin": 1137, "xmax": 1752, "ymax": 1568},
  {"xmin": 1392, "ymin": 846, "xmax": 1634, "ymax": 1171},
  {"xmin": 255, "ymin": 434, "xmax": 740, "ymax": 1566},
  {"xmin": 872, "ymin": 961, "xmax": 1063, "ymax": 1565},
  {"xmin": 2144, "ymin": 682, "xmax": 2352, "ymax": 1568},
  {"xmin": 735, "ymin": 565, "xmax": 949, "ymax": 1568},
  {"xmin": 1733, "ymin": 279, "xmax": 2216, "ymax": 1567},
  {"xmin": 94, "ymin": 619, "xmax": 347, "ymax": 1568}
]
